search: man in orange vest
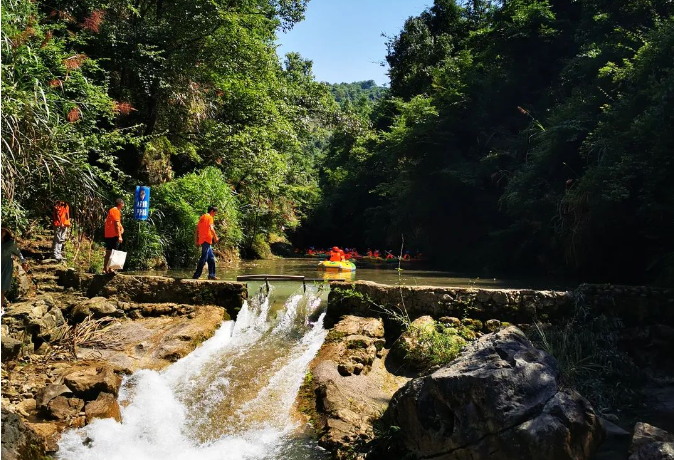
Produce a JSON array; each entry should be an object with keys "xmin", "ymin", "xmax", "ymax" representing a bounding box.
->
[
  {"xmin": 103, "ymin": 198, "xmax": 125, "ymax": 273},
  {"xmin": 193, "ymin": 206, "xmax": 219, "ymax": 280},
  {"xmin": 52, "ymin": 200, "xmax": 70, "ymax": 262}
]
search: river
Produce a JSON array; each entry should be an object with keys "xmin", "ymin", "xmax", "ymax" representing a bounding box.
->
[
  {"xmin": 131, "ymin": 257, "xmax": 569, "ymax": 290},
  {"xmin": 57, "ymin": 286, "xmax": 331, "ymax": 460},
  {"xmin": 56, "ymin": 259, "xmax": 565, "ymax": 459}
]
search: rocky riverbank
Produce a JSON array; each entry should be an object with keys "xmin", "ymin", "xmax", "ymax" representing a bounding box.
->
[
  {"xmin": 1, "ymin": 262, "xmax": 246, "ymax": 460},
  {"xmin": 301, "ymin": 281, "xmax": 674, "ymax": 460}
]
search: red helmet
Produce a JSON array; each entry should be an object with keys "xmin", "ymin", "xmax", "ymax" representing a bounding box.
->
[{"xmin": 332, "ymin": 246, "xmax": 339, "ymax": 251}]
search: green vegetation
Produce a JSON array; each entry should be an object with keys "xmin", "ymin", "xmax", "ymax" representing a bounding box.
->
[
  {"xmin": 2, "ymin": 0, "xmax": 672, "ymax": 284},
  {"xmin": 400, "ymin": 320, "xmax": 471, "ymax": 369},
  {"xmin": 1, "ymin": 0, "xmax": 336, "ymax": 267},
  {"xmin": 297, "ymin": 0, "xmax": 674, "ymax": 285},
  {"xmin": 329, "ymin": 80, "xmax": 388, "ymax": 109},
  {"xmin": 531, "ymin": 315, "xmax": 642, "ymax": 416}
]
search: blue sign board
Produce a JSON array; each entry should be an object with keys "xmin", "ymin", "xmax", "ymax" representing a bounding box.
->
[{"xmin": 134, "ymin": 186, "xmax": 150, "ymax": 221}]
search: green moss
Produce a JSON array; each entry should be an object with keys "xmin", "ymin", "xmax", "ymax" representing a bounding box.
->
[
  {"xmin": 402, "ymin": 321, "xmax": 471, "ymax": 368},
  {"xmin": 325, "ymin": 329, "xmax": 348, "ymax": 343},
  {"xmin": 347, "ymin": 338, "xmax": 368, "ymax": 349}
]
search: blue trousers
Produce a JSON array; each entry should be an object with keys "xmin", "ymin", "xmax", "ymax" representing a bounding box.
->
[{"xmin": 193, "ymin": 242, "xmax": 216, "ymax": 278}]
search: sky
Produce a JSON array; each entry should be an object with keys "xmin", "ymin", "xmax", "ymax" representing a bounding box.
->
[{"xmin": 276, "ymin": 0, "xmax": 431, "ymax": 86}]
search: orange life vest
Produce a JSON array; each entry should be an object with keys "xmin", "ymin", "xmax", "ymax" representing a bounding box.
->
[
  {"xmin": 197, "ymin": 213, "xmax": 215, "ymax": 245},
  {"xmin": 53, "ymin": 203, "xmax": 70, "ymax": 227},
  {"xmin": 104, "ymin": 207, "xmax": 122, "ymax": 238}
]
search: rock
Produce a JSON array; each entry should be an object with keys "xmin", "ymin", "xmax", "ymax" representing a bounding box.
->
[
  {"xmin": 439, "ymin": 316, "xmax": 461, "ymax": 327},
  {"xmin": 35, "ymin": 384, "xmax": 72, "ymax": 409},
  {"xmin": 629, "ymin": 423, "xmax": 674, "ymax": 460},
  {"xmin": 460, "ymin": 317, "xmax": 483, "ymax": 330},
  {"xmin": 3, "ymin": 296, "xmax": 65, "ymax": 342},
  {"xmin": 492, "ymin": 290, "xmax": 508, "ymax": 305},
  {"xmin": 390, "ymin": 316, "xmax": 437, "ymax": 371},
  {"xmin": 1, "ymin": 333, "xmax": 22, "ymax": 361},
  {"xmin": 594, "ymin": 418, "xmax": 632, "ymax": 460},
  {"xmin": 24, "ymin": 421, "xmax": 61, "ymax": 453},
  {"xmin": 13, "ymin": 264, "xmax": 34, "ymax": 300},
  {"xmin": 15, "ymin": 399, "xmax": 37, "ymax": 417},
  {"xmin": 46, "ymin": 396, "xmax": 84, "ymax": 421},
  {"xmin": 387, "ymin": 326, "xmax": 604, "ymax": 460},
  {"xmin": 332, "ymin": 315, "xmax": 385, "ymax": 338},
  {"xmin": 304, "ymin": 316, "xmax": 409, "ymax": 459},
  {"xmin": 85, "ymin": 392, "xmax": 121, "ymax": 423},
  {"xmin": 328, "ymin": 317, "xmax": 386, "ymax": 376},
  {"xmin": 485, "ymin": 319, "xmax": 501, "ymax": 332},
  {"xmin": 71, "ymin": 297, "xmax": 118, "ymax": 321},
  {"xmin": 63, "ymin": 365, "xmax": 121, "ymax": 400},
  {"xmin": 1, "ymin": 408, "xmax": 46, "ymax": 460},
  {"xmin": 58, "ymin": 273, "xmax": 246, "ymax": 317}
]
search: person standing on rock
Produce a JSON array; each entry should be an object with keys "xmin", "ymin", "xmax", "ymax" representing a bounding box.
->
[
  {"xmin": 52, "ymin": 199, "xmax": 70, "ymax": 262},
  {"xmin": 193, "ymin": 206, "xmax": 219, "ymax": 280},
  {"xmin": 103, "ymin": 198, "xmax": 124, "ymax": 274},
  {"xmin": 1, "ymin": 228, "xmax": 29, "ymax": 312}
]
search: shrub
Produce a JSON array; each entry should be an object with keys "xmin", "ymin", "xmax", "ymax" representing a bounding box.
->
[
  {"xmin": 148, "ymin": 167, "xmax": 242, "ymax": 268},
  {"xmin": 530, "ymin": 315, "xmax": 642, "ymax": 415}
]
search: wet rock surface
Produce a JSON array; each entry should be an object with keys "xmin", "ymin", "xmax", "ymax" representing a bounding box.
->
[
  {"xmin": 84, "ymin": 392, "xmax": 122, "ymax": 423},
  {"xmin": 385, "ymin": 326, "xmax": 605, "ymax": 460},
  {"xmin": 301, "ymin": 315, "xmax": 408, "ymax": 459},
  {"xmin": 2, "ymin": 263, "xmax": 245, "ymax": 459}
]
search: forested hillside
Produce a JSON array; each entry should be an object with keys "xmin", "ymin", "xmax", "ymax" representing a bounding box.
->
[
  {"xmin": 297, "ymin": 0, "xmax": 674, "ymax": 284},
  {"xmin": 329, "ymin": 80, "xmax": 388, "ymax": 107},
  {"xmin": 1, "ymin": 0, "xmax": 337, "ymax": 267},
  {"xmin": 2, "ymin": 0, "xmax": 673, "ymax": 284}
]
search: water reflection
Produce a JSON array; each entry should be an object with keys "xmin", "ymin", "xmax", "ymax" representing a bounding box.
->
[{"xmin": 132, "ymin": 258, "xmax": 568, "ymax": 290}]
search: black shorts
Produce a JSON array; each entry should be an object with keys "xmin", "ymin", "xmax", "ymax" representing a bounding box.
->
[{"xmin": 105, "ymin": 237, "xmax": 121, "ymax": 251}]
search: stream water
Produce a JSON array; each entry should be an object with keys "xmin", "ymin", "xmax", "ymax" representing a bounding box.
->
[
  {"xmin": 56, "ymin": 259, "xmax": 568, "ymax": 459},
  {"xmin": 57, "ymin": 285, "xmax": 331, "ymax": 460}
]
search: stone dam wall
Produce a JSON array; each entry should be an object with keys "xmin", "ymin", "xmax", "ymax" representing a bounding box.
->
[
  {"xmin": 326, "ymin": 280, "xmax": 674, "ymax": 327},
  {"xmin": 57, "ymin": 270, "xmax": 247, "ymax": 318}
]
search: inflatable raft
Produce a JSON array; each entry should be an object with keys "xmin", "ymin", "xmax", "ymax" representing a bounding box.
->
[{"xmin": 318, "ymin": 260, "xmax": 357, "ymax": 272}]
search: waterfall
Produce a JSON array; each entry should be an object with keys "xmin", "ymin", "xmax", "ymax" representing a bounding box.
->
[{"xmin": 57, "ymin": 286, "xmax": 329, "ymax": 460}]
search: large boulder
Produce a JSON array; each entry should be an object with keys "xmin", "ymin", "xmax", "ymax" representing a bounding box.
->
[
  {"xmin": 1, "ymin": 407, "xmax": 46, "ymax": 460},
  {"xmin": 387, "ymin": 326, "xmax": 604, "ymax": 460},
  {"xmin": 63, "ymin": 365, "xmax": 122, "ymax": 400},
  {"xmin": 629, "ymin": 423, "xmax": 674, "ymax": 460},
  {"xmin": 84, "ymin": 392, "xmax": 121, "ymax": 423},
  {"xmin": 3, "ymin": 296, "xmax": 65, "ymax": 342}
]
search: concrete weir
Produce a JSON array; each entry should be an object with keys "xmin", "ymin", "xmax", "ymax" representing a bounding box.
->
[
  {"xmin": 326, "ymin": 280, "xmax": 674, "ymax": 326},
  {"xmin": 57, "ymin": 270, "xmax": 247, "ymax": 318}
]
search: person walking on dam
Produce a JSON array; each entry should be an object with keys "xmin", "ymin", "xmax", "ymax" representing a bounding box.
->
[
  {"xmin": 52, "ymin": 199, "xmax": 70, "ymax": 262},
  {"xmin": 193, "ymin": 206, "xmax": 219, "ymax": 280},
  {"xmin": 103, "ymin": 198, "xmax": 125, "ymax": 274}
]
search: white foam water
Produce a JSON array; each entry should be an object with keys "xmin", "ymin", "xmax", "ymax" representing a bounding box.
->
[{"xmin": 57, "ymin": 286, "xmax": 329, "ymax": 460}]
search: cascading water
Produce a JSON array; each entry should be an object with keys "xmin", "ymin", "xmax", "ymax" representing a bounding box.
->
[{"xmin": 57, "ymin": 285, "xmax": 330, "ymax": 460}]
